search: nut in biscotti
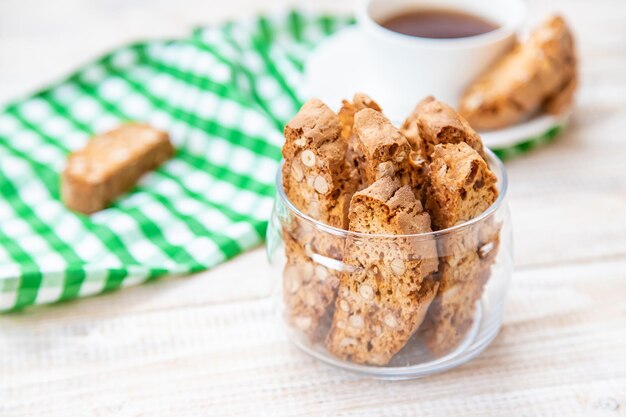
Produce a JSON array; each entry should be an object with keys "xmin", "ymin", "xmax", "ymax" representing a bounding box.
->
[
  {"xmin": 326, "ymin": 176, "xmax": 439, "ymax": 365},
  {"xmin": 459, "ymin": 15, "xmax": 577, "ymax": 131},
  {"xmin": 401, "ymin": 96, "xmax": 486, "ymax": 161},
  {"xmin": 62, "ymin": 123, "xmax": 174, "ymax": 214}
]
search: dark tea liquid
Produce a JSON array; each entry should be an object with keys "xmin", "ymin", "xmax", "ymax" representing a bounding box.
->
[{"xmin": 380, "ymin": 9, "xmax": 499, "ymax": 39}]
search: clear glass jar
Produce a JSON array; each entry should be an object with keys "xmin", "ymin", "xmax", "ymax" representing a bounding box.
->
[{"xmin": 266, "ymin": 150, "xmax": 512, "ymax": 379}]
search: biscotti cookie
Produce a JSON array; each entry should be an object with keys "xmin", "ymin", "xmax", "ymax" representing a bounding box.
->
[
  {"xmin": 421, "ymin": 219, "xmax": 498, "ymax": 354},
  {"xmin": 352, "ymin": 108, "xmax": 424, "ymax": 191},
  {"xmin": 420, "ymin": 142, "xmax": 499, "ymax": 354},
  {"xmin": 282, "ymin": 98, "xmax": 358, "ymax": 229},
  {"xmin": 459, "ymin": 15, "xmax": 577, "ymax": 130},
  {"xmin": 338, "ymin": 93, "xmax": 383, "ymax": 190},
  {"xmin": 401, "ymin": 96, "xmax": 486, "ymax": 161},
  {"xmin": 544, "ymin": 73, "xmax": 578, "ymax": 116},
  {"xmin": 62, "ymin": 123, "xmax": 174, "ymax": 214},
  {"xmin": 419, "ymin": 264, "xmax": 490, "ymax": 353},
  {"xmin": 326, "ymin": 177, "xmax": 439, "ymax": 365},
  {"xmin": 282, "ymin": 98, "xmax": 358, "ymax": 260},
  {"xmin": 282, "ymin": 231, "xmax": 341, "ymax": 336},
  {"xmin": 281, "ymin": 99, "xmax": 358, "ymax": 337},
  {"xmin": 426, "ymin": 142, "xmax": 498, "ymax": 228},
  {"xmin": 338, "ymin": 93, "xmax": 382, "ymax": 142}
]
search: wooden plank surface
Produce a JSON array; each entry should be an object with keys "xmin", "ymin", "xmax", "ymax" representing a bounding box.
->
[
  {"xmin": 1, "ymin": 255, "xmax": 625, "ymax": 416},
  {"xmin": 1, "ymin": 0, "xmax": 626, "ymax": 415}
]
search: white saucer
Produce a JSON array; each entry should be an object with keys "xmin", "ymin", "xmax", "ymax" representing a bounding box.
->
[{"xmin": 304, "ymin": 26, "xmax": 570, "ymax": 155}]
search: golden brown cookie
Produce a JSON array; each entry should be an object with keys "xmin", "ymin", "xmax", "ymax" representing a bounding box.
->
[
  {"xmin": 353, "ymin": 108, "xmax": 427, "ymax": 191},
  {"xmin": 281, "ymin": 99, "xmax": 360, "ymax": 337},
  {"xmin": 402, "ymin": 96, "xmax": 486, "ymax": 160},
  {"xmin": 420, "ymin": 142, "xmax": 500, "ymax": 355},
  {"xmin": 282, "ymin": 98, "xmax": 358, "ymax": 229},
  {"xmin": 459, "ymin": 15, "xmax": 577, "ymax": 130},
  {"xmin": 425, "ymin": 142, "xmax": 498, "ymax": 229},
  {"xmin": 338, "ymin": 93, "xmax": 383, "ymax": 142},
  {"xmin": 338, "ymin": 93, "xmax": 383, "ymax": 191},
  {"xmin": 62, "ymin": 123, "xmax": 174, "ymax": 214},
  {"xmin": 326, "ymin": 177, "xmax": 439, "ymax": 365}
]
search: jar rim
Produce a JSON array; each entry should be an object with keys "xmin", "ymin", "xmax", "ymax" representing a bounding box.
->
[{"xmin": 275, "ymin": 148, "xmax": 508, "ymax": 239}]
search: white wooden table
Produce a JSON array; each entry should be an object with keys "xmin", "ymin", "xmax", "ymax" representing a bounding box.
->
[{"xmin": 1, "ymin": 0, "xmax": 626, "ymax": 415}]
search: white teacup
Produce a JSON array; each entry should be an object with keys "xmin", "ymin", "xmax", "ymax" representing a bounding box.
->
[{"xmin": 356, "ymin": 0, "xmax": 527, "ymax": 117}]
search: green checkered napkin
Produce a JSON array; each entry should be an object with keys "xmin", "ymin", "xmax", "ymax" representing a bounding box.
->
[{"xmin": 0, "ymin": 11, "xmax": 354, "ymax": 312}]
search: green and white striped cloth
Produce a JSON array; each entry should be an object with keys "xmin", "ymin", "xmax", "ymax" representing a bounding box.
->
[{"xmin": 0, "ymin": 11, "xmax": 354, "ymax": 312}]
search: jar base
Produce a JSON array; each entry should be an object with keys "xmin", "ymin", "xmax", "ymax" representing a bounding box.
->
[{"xmin": 287, "ymin": 301, "xmax": 502, "ymax": 380}]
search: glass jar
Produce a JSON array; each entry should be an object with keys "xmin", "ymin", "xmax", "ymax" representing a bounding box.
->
[{"xmin": 266, "ymin": 150, "xmax": 512, "ymax": 379}]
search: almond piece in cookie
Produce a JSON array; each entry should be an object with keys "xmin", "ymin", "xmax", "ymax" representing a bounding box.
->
[
  {"xmin": 459, "ymin": 15, "xmax": 577, "ymax": 130},
  {"xmin": 326, "ymin": 177, "xmax": 439, "ymax": 365},
  {"xmin": 62, "ymin": 123, "xmax": 174, "ymax": 214}
]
